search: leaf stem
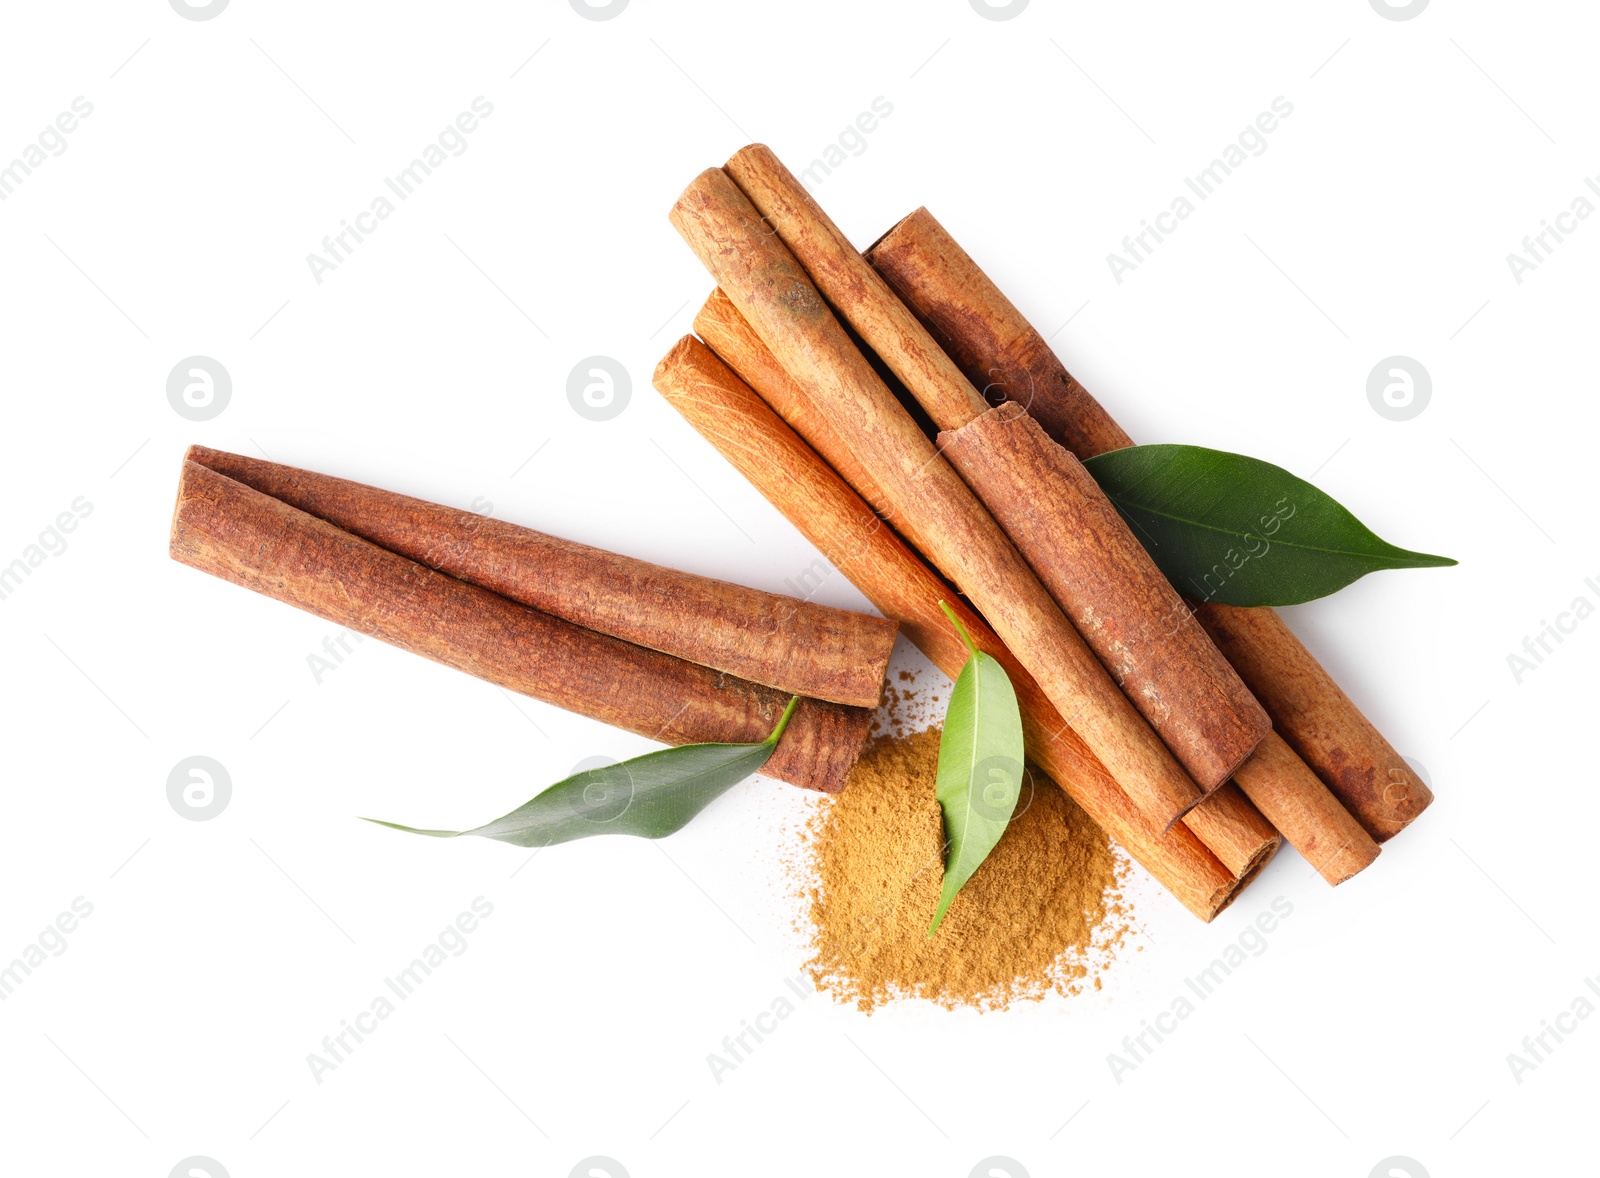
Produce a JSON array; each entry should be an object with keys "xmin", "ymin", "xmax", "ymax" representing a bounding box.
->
[
  {"xmin": 938, "ymin": 600, "xmax": 980, "ymax": 660},
  {"xmin": 766, "ymin": 695, "xmax": 801, "ymax": 746}
]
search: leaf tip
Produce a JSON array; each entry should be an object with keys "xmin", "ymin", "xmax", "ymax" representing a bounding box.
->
[
  {"xmin": 926, "ymin": 894, "xmax": 954, "ymax": 938},
  {"xmin": 359, "ymin": 816, "xmax": 460, "ymax": 839}
]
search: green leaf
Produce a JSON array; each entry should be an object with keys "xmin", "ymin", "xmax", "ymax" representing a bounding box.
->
[
  {"xmin": 365, "ymin": 696, "xmax": 799, "ymax": 848},
  {"xmin": 1081, "ymin": 444, "xmax": 1457, "ymax": 607},
  {"xmin": 928, "ymin": 602, "xmax": 1025, "ymax": 936}
]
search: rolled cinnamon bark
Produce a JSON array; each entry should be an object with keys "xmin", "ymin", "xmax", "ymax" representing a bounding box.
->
[
  {"xmin": 866, "ymin": 207, "xmax": 1134, "ymax": 460},
  {"xmin": 1196, "ymin": 605, "xmax": 1426, "ymax": 842},
  {"xmin": 722, "ymin": 146, "xmax": 1274, "ymax": 796},
  {"xmin": 183, "ymin": 445, "xmax": 896, "ymax": 709},
  {"xmin": 169, "ymin": 459, "xmax": 869, "ymax": 793},
  {"xmin": 695, "ymin": 290, "xmax": 896, "ymax": 527},
  {"xmin": 654, "ymin": 334, "xmax": 1262, "ymax": 920},
  {"xmin": 672, "ymin": 166, "xmax": 1207, "ymax": 832},
  {"xmin": 1178, "ymin": 783, "xmax": 1282, "ymax": 882},
  {"xmin": 865, "ymin": 205, "xmax": 1432, "ymax": 842},
  {"xmin": 938, "ymin": 401, "xmax": 1272, "ymax": 789},
  {"xmin": 724, "ymin": 145, "xmax": 989, "ymax": 434},
  {"xmin": 686, "ymin": 308, "xmax": 1278, "ymax": 881},
  {"xmin": 1231, "ymin": 730, "xmax": 1380, "ymax": 885}
]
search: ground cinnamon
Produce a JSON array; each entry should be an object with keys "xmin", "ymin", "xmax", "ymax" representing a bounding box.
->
[{"xmin": 801, "ymin": 726, "xmax": 1128, "ymax": 1011}]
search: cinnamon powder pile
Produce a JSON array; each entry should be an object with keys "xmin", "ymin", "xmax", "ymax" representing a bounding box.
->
[{"xmin": 798, "ymin": 723, "xmax": 1131, "ymax": 1012}]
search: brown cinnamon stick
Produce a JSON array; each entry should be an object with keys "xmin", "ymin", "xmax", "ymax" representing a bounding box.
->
[
  {"xmin": 671, "ymin": 165, "xmax": 1206, "ymax": 832},
  {"xmin": 866, "ymin": 208, "xmax": 1134, "ymax": 460},
  {"xmin": 1178, "ymin": 783, "xmax": 1282, "ymax": 883},
  {"xmin": 694, "ymin": 288, "xmax": 930, "ymax": 556},
  {"xmin": 169, "ymin": 459, "xmax": 869, "ymax": 793},
  {"xmin": 725, "ymin": 145, "xmax": 991, "ymax": 434},
  {"xmin": 937, "ymin": 401, "xmax": 1272, "ymax": 790},
  {"xmin": 1196, "ymin": 604, "xmax": 1426, "ymax": 842},
  {"xmin": 654, "ymin": 334, "xmax": 1262, "ymax": 920},
  {"xmin": 721, "ymin": 146, "xmax": 1273, "ymax": 798},
  {"xmin": 865, "ymin": 205, "xmax": 1432, "ymax": 842},
  {"xmin": 686, "ymin": 301, "xmax": 1278, "ymax": 882},
  {"xmin": 694, "ymin": 289, "xmax": 889, "ymax": 516},
  {"xmin": 1231, "ymin": 731, "xmax": 1380, "ymax": 885},
  {"xmin": 183, "ymin": 445, "xmax": 896, "ymax": 709}
]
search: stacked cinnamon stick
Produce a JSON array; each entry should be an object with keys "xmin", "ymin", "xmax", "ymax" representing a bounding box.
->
[
  {"xmin": 169, "ymin": 446, "xmax": 897, "ymax": 794},
  {"xmin": 656, "ymin": 145, "xmax": 1430, "ymax": 920}
]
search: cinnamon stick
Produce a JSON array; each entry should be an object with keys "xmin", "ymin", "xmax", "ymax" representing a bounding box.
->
[
  {"xmin": 693, "ymin": 288, "xmax": 926, "ymax": 555},
  {"xmin": 1178, "ymin": 783, "xmax": 1282, "ymax": 883},
  {"xmin": 865, "ymin": 205, "xmax": 1432, "ymax": 842},
  {"xmin": 184, "ymin": 445, "xmax": 896, "ymax": 709},
  {"xmin": 169, "ymin": 459, "xmax": 870, "ymax": 793},
  {"xmin": 1231, "ymin": 731, "xmax": 1380, "ymax": 885},
  {"xmin": 671, "ymin": 165, "xmax": 1206, "ymax": 831},
  {"xmin": 722, "ymin": 145, "xmax": 1272, "ymax": 797},
  {"xmin": 725, "ymin": 146, "xmax": 990, "ymax": 434},
  {"xmin": 654, "ymin": 334, "xmax": 1260, "ymax": 920},
  {"xmin": 685, "ymin": 300, "xmax": 1279, "ymax": 882},
  {"xmin": 866, "ymin": 208, "xmax": 1134, "ymax": 460},
  {"xmin": 1196, "ymin": 604, "xmax": 1426, "ymax": 842},
  {"xmin": 937, "ymin": 401, "xmax": 1272, "ymax": 789}
]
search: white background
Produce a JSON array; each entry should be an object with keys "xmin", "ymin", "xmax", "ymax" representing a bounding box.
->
[{"xmin": 1, "ymin": 2, "xmax": 1594, "ymax": 1176}]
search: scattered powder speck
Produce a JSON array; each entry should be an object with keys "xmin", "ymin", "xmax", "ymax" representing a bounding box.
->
[{"xmin": 794, "ymin": 718, "xmax": 1131, "ymax": 1012}]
